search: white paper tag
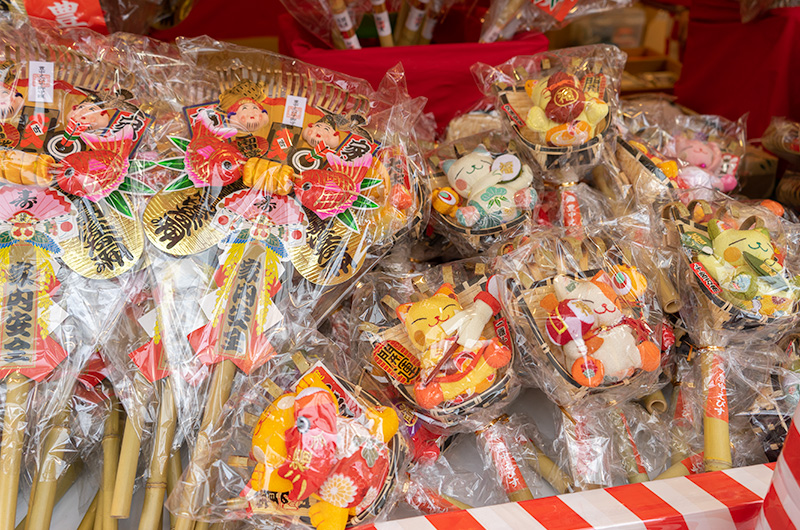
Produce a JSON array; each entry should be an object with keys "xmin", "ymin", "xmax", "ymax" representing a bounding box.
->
[
  {"xmin": 374, "ymin": 10, "xmax": 392, "ymax": 37},
  {"xmin": 282, "ymin": 95, "xmax": 307, "ymax": 127},
  {"xmin": 405, "ymin": 6, "xmax": 426, "ymax": 31},
  {"xmin": 28, "ymin": 61, "xmax": 54, "ymax": 103},
  {"xmin": 422, "ymin": 17, "xmax": 437, "ymax": 40},
  {"xmin": 137, "ymin": 308, "xmax": 158, "ymax": 338}
]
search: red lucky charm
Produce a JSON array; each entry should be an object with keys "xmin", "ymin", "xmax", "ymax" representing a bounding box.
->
[{"xmin": 245, "ymin": 370, "xmax": 400, "ymax": 530}]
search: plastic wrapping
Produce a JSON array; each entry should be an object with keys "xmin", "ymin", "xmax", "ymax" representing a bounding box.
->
[
  {"xmin": 279, "ymin": 0, "xmax": 371, "ymax": 49},
  {"xmin": 479, "ymin": 0, "xmax": 632, "ymax": 42},
  {"xmin": 0, "ymin": 16, "xmax": 158, "ymax": 530},
  {"xmin": 443, "ymin": 97, "xmax": 503, "ymax": 143},
  {"xmin": 474, "ymin": 45, "xmax": 626, "ymax": 175},
  {"xmin": 661, "ymin": 191, "xmax": 800, "ymax": 472},
  {"xmin": 670, "ymin": 115, "xmax": 747, "ymax": 195},
  {"xmin": 350, "ymin": 258, "xmax": 520, "ymax": 430},
  {"xmin": 497, "ymin": 220, "xmax": 675, "ymax": 407},
  {"xmin": 4, "ymin": 0, "xmax": 193, "ymax": 35},
  {"xmin": 763, "ymin": 116, "xmax": 800, "ymax": 168},
  {"xmin": 740, "ymin": 0, "xmax": 800, "ymax": 23},
  {"xmin": 426, "ymin": 129, "xmax": 540, "ymax": 254},
  {"xmin": 165, "ymin": 329, "xmax": 409, "ymax": 530}
]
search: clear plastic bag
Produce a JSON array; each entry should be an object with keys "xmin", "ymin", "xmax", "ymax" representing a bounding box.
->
[
  {"xmin": 473, "ymin": 44, "xmax": 627, "ymax": 175},
  {"xmin": 426, "ymin": 128, "xmax": 540, "ymax": 254},
  {"xmin": 0, "ymin": 16, "xmax": 157, "ymax": 528},
  {"xmin": 350, "ymin": 258, "xmax": 520, "ymax": 430},
  {"xmin": 763, "ymin": 116, "xmax": 800, "ymax": 168},
  {"xmin": 670, "ymin": 114, "xmax": 748, "ymax": 195},
  {"xmin": 165, "ymin": 328, "xmax": 410, "ymax": 530},
  {"xmin": 497, "ymin": 221, "xmax": 673, "ymax": 407},
  {"xmin": 660, "ymin": 190, "xmax": 800, "ymax": 473}
]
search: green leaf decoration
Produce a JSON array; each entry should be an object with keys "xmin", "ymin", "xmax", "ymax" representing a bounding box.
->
[
  {"xmin": 163, "ymin": 174, "xmax": 195, "ymax": 192},
  {"xmin": 336, "ymin": 209, "xmax": 360, "ymax": 233},
  {"xmin": 119, "ymin": 176, "xmax": 156, "ymax": 195},
  {"xmin": 104, "ymin": 190, "xmax": 133, "ymax": 218},
  {"xmin": 168, "ymin": 136, "xmax": 191, "ymax": 153},
  {"xmin": 128, "ymin": 159, "xmax": 158, "ymax": 174},
  {"xmin": 157, "ymin": 157, "xmax": 187, "ymax": 171},
  {"xmin": 359, "ymin": 178, "xmax": 382, "ymax": 191},
  {"xmin": 352, "ymin": 195, "xmax": 379, "ymax": 210}
]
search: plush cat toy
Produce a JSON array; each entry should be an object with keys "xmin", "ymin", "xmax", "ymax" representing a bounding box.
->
[
  {"xmin": 675, "ymin": 137, "xmax": 737, "ymax": 192},
  {"xmin": 245, "ymin": 386, "xmax": 400, "ymax": 530},
  {"xmin": 432, "ymin": 145, "xmax": 536, "ymax": 229},
  {"xmin": 395, "ymin": 283, "xmax": 512, "ymax": 408},
  {"xmin": 525, "ymin": 72, "xmax": 609, "ymax": 147},
  {"xmin": 540, "ymin": 272, "xmax": 660, "ymax": 387},
  {"xmin": 696, "ymin": 218, "xmax": 797, "ymax": 315}
]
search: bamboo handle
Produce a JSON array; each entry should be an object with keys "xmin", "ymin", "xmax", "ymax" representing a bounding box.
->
[
  {"xmin": 139, "ymin": 381, "xmax": 177, "ymax": 530},
  {"xmin": 77, "ymin": 492, "xmax": 100, "ymax": 530},
  {"xmin": 641, "ymin": 390, "xmax": 667, "ymax": 415},
  {"xmin": 166, "ymin": 449, "xmax": 182, "ymax": 530},
  {"xmin": 655, "ymin": 269, "xmax": 681, "ymax": 314},
  {"xmin": 0, "ymin": 373, "xmax": 30, "ymax": 530},
  {"xmin": 701, "ymin": 350, "xmax": 732, "ymax": 472},
  {"xmin": 522, "ymin": 444, "xmax": 573, "ymax": 495},
  {"xmin": 25, "ymin": 405, "xmax": 71, "ymax": 530},
  {"xmin": 174, "ymin": 360, "xmax": 237, "ymax": 530},
  {"xmin": 111, "ymin": 414, "xmax": 144, "ymax": 518},
  {"xmin": 102, "ymin": 395, "xmax": 121, "ymax": 530},
  {"xmin": 15, "ymin": 460, "xmax": 83, "ymax": 530}
]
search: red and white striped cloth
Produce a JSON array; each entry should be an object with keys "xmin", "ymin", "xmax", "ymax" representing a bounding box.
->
[
  {"xmin": 755, "ymin": 418, "xmax": 800, "ymax": 530},
  {"xmin": 368, "ymin": 463, "xmax": 775, "ymax": 530}
]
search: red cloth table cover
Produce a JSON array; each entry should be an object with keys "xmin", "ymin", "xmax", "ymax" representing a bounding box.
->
[{"xmin": 278, "ymin": 13, "xmax": 549, "ymax": 132}]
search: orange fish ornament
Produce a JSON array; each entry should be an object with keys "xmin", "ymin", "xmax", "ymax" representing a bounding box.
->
[
  {"xmin": 294, "ymin": 152, "xmax": 373, "ymax": 220},
  {"xmin": 185, "ymin": 109, "xmax": 247, "ymax": 187},
  {"xmin": 55, "ymin": 124, "xmax": 134, "ymax": 201}
]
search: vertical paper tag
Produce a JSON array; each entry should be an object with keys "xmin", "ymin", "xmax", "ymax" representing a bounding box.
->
[
  {"xmin": 282, "ymin": 95, "xmax": 307, "ymax": 127},
  {"xmin": 405, "ymin": 5, "xmax": 426, "ymax": 31},
  {"xmin": 375, "ymin": 10, "xmax": 392, "ymax": 37},
  {"xmin": 421, "ymin": 17, "xmax": 437, "ymax": 40},
  {"xmin": 481, "ymin": 426, "xmax": 528, "ymax": 494},
  {"xmin": 28, "ymin": 61, "xmax": 54, "ymax": 103}
]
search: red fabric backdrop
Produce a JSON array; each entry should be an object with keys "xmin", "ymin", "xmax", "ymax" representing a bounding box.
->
[
  {"xmin": 278, "ymin": 12, "xmax": 548, "ymax": 131},
  {"xmin": 675, "ymin": 1, "xmax": 800, "ymax": 138}
]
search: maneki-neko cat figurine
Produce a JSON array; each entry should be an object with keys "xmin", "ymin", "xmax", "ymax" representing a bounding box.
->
[
  {"xmin": 540, "ymin": 272, "xmax": 660, "ymax": 387},
  {"xmin": 500, "ymin": 231, "xmax": 668, "ymax": 403},
  {"xmin": 353, "ymin": 263, "xmax": 517, "ymax": 426},
  {"xmin": 427, "ymin": 131, "xmax": 539, "ymax": 254},
  {"xmin": 241, "ymin": 362, "xmax": 404, "ymax": 530},
  {"xmin": 395, "ymin": 284, "xmax": 512, "ymax": 408},
  {"xmin": 664, "ymin": 198, "xmax": 800, "ymax": 325}
]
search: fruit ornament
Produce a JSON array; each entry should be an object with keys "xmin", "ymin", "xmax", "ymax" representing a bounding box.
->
[
  {"xmin": 540, "ymin": 272, "xmax": 661, "ymax": 387},
  {"xmin": 525, "ymin": 72, "xmax": 609, "ymax": 148},
  {"xmin": 243, "ymin": 363, "xmax": 402, "ymax": 530}
]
